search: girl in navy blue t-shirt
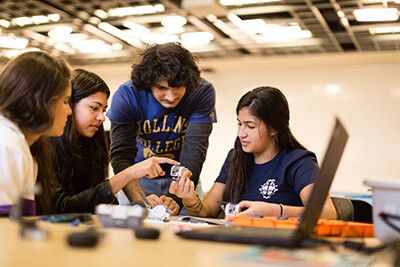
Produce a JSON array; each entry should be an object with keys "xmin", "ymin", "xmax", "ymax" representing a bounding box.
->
[{"xmin": 169, "ymin": 86, "xmax": 337, "ymax": 219}]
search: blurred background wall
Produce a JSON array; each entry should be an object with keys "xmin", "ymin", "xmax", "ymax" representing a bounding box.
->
[{"xmin": 79, "ymin": 50, "xmax": 400, "ymax": 194}]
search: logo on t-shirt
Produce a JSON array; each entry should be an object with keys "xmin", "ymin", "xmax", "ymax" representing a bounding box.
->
[{"xmin": 259, "ymin": 179, "xmax": 279, "ymax": 199}]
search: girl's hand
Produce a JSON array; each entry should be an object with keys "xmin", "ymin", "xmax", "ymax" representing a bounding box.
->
[
  {"xmin": 168, "ymin": 170, "xmax": 195, "ymax": 200},
  {"xmin": 130, "ymin": 157, "xmax": 180, "ymax": 179},
  {"xmin": 145, "ymin": 194, "xmax": 164, "ymax": 207},
  {"xmin": 225, "ymin": 201, "xmax": 279, "ymax": 223}
]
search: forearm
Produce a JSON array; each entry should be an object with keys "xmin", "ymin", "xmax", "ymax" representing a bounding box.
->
[
  {"xmin": 110, "ymin": 121, "xmax": 148, "ymax": 202},
  {"xmin": 183, "ymin": 193, "xmax": 221, "ymax": 218},
  {"xmin": 110, "ymin": 121, "xmax": 138, "ymax": 174},
  {"xmin": 53, "ymin": 181, "xmax": 117, "ymax": 214},
  {"xmin": 256, "ymin": 203, "xmax": 336, "ymax": 219},
  {"xmin": 123, "ymin": 179, "xmax": 147, "ymax": 203},
  {"xmin": 108, "ymin": 166, "xmax": 139, "ymax": 195},
  {"xmin": 179, "ymin": 123, "xmax": 212, "ymax": 187},
  {"xmin": 320, "ymin": 198, "xmax": 337, "ymax": 220},
  {"xmin": 277, "ymin": 205, "xmax": 303, "ymax": 218}
]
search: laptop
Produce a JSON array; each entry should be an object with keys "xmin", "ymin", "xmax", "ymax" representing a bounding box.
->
[{"xmin": 177, "ymin": 117, "xmax": 349, "ymax": 247}]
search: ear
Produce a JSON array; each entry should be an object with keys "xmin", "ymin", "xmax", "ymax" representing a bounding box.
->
[{"xmin": 271, "ymin": 129, "xmax": 278, "ymax": 136}]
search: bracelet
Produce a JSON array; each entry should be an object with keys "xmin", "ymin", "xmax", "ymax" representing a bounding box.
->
[
  {"xmin": 183, "ymin": 194, "xmax": 203, "ymax": 216},
  {"xmin": 183, "ymin": 194, "xmax": 200, "ymax": 208},
  {"xmin": 279, "ymin": 204, "xmax": 284, "ymax": 218}
]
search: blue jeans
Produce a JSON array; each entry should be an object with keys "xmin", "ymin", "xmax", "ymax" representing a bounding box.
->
[{"xmin": 139, "ymin": 177, "xmax": 171, "ymax": 196}]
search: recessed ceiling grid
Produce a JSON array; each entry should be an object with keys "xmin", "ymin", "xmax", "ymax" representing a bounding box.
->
[{"xmin": 0, "ymin": 0, "xmax": 399, "ymax": 64}]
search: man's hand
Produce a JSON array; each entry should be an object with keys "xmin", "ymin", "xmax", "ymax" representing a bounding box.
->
[
  {"xmin": 168, "ymin": 170, "xmax": 195, "ymax": 200},
  {"xmin": 160, "ymin": 195, "xmax": 180, "ymax": 215},
  {"xmin": 145, "ymin": 194, "xmax": 164, "ymax": 207}
]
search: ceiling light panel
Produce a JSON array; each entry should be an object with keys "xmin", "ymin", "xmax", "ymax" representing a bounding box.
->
[
  {"xmin": 1, "ymin": 0, "xmax": 400, "ymax": 63},
  {"xmin": 353, "ymin": 8, "xmax": 399, "ymax": 22}
]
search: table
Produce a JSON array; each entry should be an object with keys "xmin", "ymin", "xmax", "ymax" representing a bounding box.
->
[
  {"xmin": 0, "ymin": 218, "xmax": 393, "ymax": 267},
  {"xmin": 0, "ymin": 218, "xmax": 251, "ymax": 267}
]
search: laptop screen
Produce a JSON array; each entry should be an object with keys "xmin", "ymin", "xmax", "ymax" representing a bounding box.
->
[{"xmin": 295, "ymin": 118, "xmax": 349, "ymax": 239}]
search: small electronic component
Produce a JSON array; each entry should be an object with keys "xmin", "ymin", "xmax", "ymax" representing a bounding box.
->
[
  {"xmin": 96, "ymin": 204, "xmax": 147, "ymax": 228},
  {"xmin": 134, "ymin": 227, "xmax": 160, "ymax": 240},
  {"xmin": 147, "ymin": 205, "xmax": 170, "ymax": 221},
  {"xmin": 170, "ymin": 165, "xmax": 187, "ymax": 181},
  {"xmin": 67, "ymin": 227, "xmax": 100, "ymax": 248},
  {"xmin": 223, "ymin": 202, "xmax": 241, "ymax": 216}
]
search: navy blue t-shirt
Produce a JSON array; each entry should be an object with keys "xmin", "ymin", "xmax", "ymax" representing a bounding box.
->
[
  {"xmin": 107, "ymin": 78, "xmax": 216, "ymax": 166},
  {"xmin": 215, "ymin": 149, "xmax": 318, "ymax": 206}
]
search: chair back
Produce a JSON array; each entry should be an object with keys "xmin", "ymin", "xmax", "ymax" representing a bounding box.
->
[
  {"xmin": 331, "ymin": 197, "xmax": 354, "ymax": 221},
  {"xmin": 351, "ymin": 199, "xmax": 373, "ymax": 223}
]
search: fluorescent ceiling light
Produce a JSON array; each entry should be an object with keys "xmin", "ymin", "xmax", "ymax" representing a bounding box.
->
[
  {"xmin": 337, "ymin": 11, "xmax": 345, "ymax": 18},
  {"xmin": 54, "ymin": 43, "xmax": 75, "ymax": 54},
  {"xmin": 94, "ymin": 9, "xmax": 108, "ymax": 19},
  {"xmin": 125, "ymin": 38, "xmax": 143, "ymax": 48},
  {"xmin": 9, "ymin": 14, "xmax": 59, "ymax": 27},
  {"xmin": 0, "ymin": 36, "xmax": 29, "ymax": 49},
  {"xmin": 141, "ymin": 33, "xmax": 179, "ymax": 44},
  {"xmin": 363, "ymin": 0, "xmax": 400, "ymax": 3},
  {"xmin": 99, "ymin": 22, "xmax": 142, "ymax": 48},
  {"xmin": 228, "ymin": 14, "xmax": 312, "ymax": 43},
  {"xmin": 111, "ymin": 43, "xmax": 123, "ymax": 50},
  {"xmin": 0, "ymin": 19, "xmax": 10, "ymax": 28},
  {"xmin": 99, "ymin": 22, "xmax": 124, "ymax": 38},
  {"xmin": 220, "ymin": 0, "xmax": 281, "ymax": 6},
  {"xmin": 181, "ymin": 31, "xmax": 214, "ymax": 47},
  {"xmin": 161, "ymin": 15, "xmax": 187, "ymax": 28},
  {"xmin": 48, "ymin": 25, "xmax": 73, "ymax": 38},
  {"xmin": 71, "ymin": 39, "xmax": 112, "ymax": 53},
  {"xmin": 340, "ymin": 17, "xmax": 349, "ymax": 27},
  {"xmin": 32, "ymin": 15, "xmax": 49, "ymax": 24},
  {"xmin": 353, "ymin": 8, "xmax": 399, "ymax": 22},
  {"xmin": 2, "ymin": 47, "xmax": 40, "ymax": 58},
  {"xmin": 122, "ymin": 20, "xmax": 150, "ymax": 35},
  {"xmin": 48, "ymin": 14, "xmax": 61, "ymax": 22},
  {"xmin": 163, "ymin": 26, "xmax": 185, "ymax": 34},
  {"xmin": 12, "ymin": 17, "xmax": 33, "ymax": 27},
  {"xmin": 369, "ymin": 26, "xmax": 400, "ymax": 34},
  {"xmin": 240, "ymin": 18, "xmax": 267, "ymax": 34},
  {"xmin": 257, "ymin": 27, "xmax": 312, "ymax": 43},
  {"xmin": 161, "ymin": 16, "xmax": 187, "ymax": 34},
  {"xmin": 48, "ymin": 33, "xmax": 87, "ymax": 44},
  {"xmin": 108, "ymin": 4, "xmax": 165, "ymax": 17}
]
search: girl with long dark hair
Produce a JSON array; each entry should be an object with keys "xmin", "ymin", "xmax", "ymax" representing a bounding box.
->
[
  {"xmin": 169, "ymin": 86, "xmax": 337, "ymax": 219},
  {"xmin": 49, "ymin": 69, "xmax": 179, "ymax": 214},
  {"xmin": 0, "ymin": 51, "xmax": 72, "ymax": 216}
]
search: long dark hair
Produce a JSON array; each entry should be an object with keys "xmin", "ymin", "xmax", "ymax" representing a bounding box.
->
[
  {"xmin": 223, "ymin": 86, "xmax": 305, "ymax": 203},
  {"xmin": 131, "ymin": 42, "xmax": 201, "ymax": 93},
  {"xmin": 0, "ymin": 51, "xmax": 71, "ymax": 214},
  {"xmin": 48, "ymin": 69, "xmax": 110, "ymax": 193}
]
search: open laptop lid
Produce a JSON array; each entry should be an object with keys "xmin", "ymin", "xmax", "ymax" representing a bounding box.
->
[{"xmin": 294, "ymin": 117, "xmax": 349, "ymax": 240}]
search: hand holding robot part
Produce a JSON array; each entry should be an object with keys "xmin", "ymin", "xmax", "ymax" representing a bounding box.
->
[{"xmin": 170, "ymin": 165, "xmax": 190, "ymax": 181}]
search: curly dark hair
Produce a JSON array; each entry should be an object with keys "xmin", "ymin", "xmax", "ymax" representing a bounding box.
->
[{"xmin": 131, "ymin": 42, "xmax": 201, "ymax": 92}]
